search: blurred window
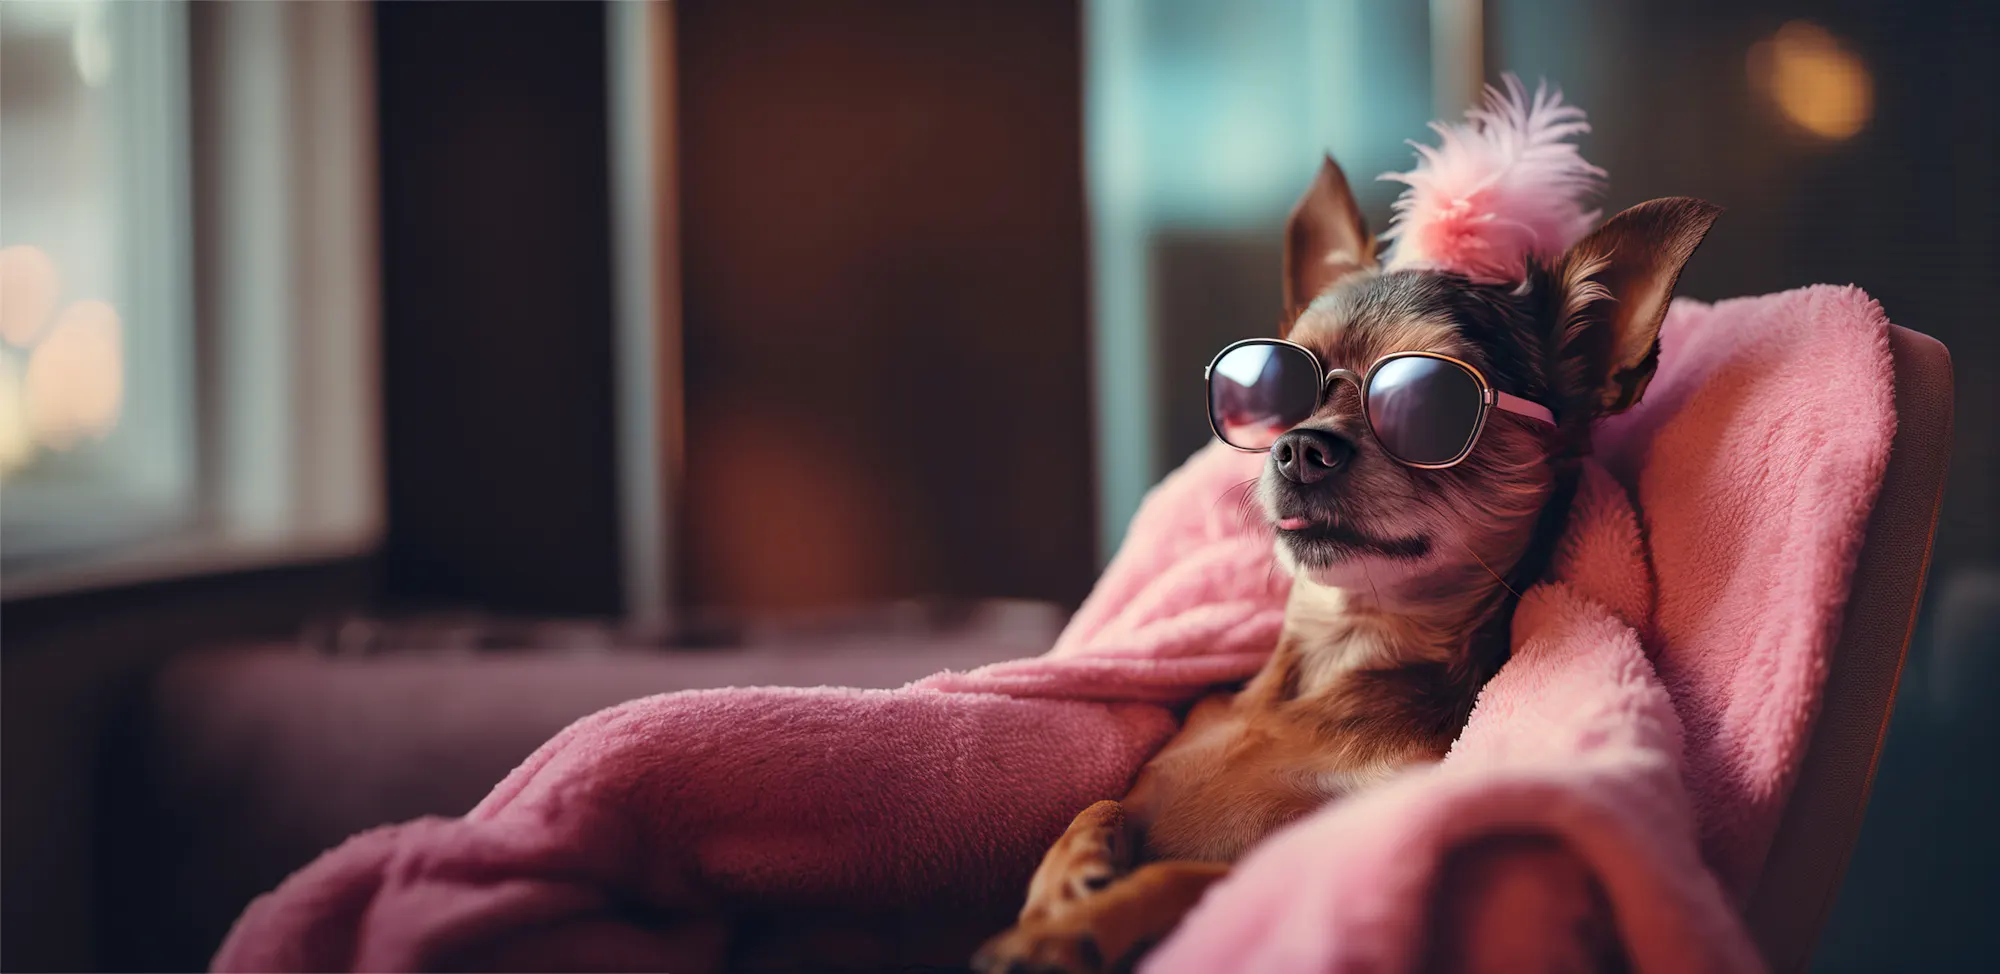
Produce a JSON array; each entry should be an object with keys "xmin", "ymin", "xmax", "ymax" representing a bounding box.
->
[
  {"xmin": 1, "ymin": 0, "xmax": 195, "ymax": 566},
  {"xmin": 0, "ymin": 0, "xmax": 380, "ymax": 595}
]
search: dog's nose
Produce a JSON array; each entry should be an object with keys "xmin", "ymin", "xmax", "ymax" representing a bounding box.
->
[{"xmin": 1272, "ymin": 428, "xmax": 1353, "ymax": 484}]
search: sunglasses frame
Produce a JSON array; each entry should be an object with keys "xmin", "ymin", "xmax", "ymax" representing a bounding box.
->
[{"xmin": 1203, "ymin": 338, "xmax": 1557, "ymax": 469}]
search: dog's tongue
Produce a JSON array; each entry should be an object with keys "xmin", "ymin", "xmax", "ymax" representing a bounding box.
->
[{"xmin": 1276, "ymin": 517, "xmax": 1311, "ymax": 531}]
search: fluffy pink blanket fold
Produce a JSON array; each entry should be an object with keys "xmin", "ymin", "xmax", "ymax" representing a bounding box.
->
[{"xmin": 214, "ymin": 285, "xmax": 1893, "ymax": 973}]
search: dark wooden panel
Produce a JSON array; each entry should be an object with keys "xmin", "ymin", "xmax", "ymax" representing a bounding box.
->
[
  {"xmin": 675, "ymin": 0, "xmax": 1096, "ymax": 609},
  {"xmin": 375, "ymin": 1, "xmax": 623, "ymax": 614},
  {"xmin": 1150, "ymin": 230, "xmax": 1283, "ymax": 473}
]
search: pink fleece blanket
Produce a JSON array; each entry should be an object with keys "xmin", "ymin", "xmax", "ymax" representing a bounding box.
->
[{"xmin": 215, "ymin": 285, "xmax": 1893, "ymax": 972}]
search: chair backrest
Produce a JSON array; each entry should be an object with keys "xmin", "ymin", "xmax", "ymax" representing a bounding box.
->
[{"xmin": 1742, "ymin": 323, "xmax": 1954, "ymax": 971}]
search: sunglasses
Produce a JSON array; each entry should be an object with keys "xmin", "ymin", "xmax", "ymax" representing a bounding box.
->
[{"xmin": 1204, "ymin": 339, "xmax": 1556, "ymax": 468}]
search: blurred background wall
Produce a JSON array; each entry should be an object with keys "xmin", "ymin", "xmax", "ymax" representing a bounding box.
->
[
  {"xmin": 2, "ymin": 1, "xmax": 1995, "ymax": 970},
  {"xmin": 675, "ymin": 0, "xmax": 1097, "ymax": 610}
]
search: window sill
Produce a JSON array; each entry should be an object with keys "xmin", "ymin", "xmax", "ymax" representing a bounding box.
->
[{"xmin": 2, "ymin": 525, "xmax": 378, "ymax": 603}]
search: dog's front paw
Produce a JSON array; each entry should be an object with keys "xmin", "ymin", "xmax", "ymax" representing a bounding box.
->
[{"xmin": 971, "ymin": 920, "xmax": 1105, "ymax": 974}]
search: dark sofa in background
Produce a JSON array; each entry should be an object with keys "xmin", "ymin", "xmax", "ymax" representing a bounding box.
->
[{"xmin": 92, "ymin": 601, "xmax": 1063, "ymax": 971}]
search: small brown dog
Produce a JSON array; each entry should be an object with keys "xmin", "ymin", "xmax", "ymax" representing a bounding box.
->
[{"xmin": 973, "ymin": 155, "xmax": 1716, "ymax": 972}]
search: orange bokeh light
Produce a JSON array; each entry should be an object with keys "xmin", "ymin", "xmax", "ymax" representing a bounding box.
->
[
  {"xmin": 0, "ymin": 245, "xmax": 61, "ymax": 348},
  {"xmin": 0, "ymin": 357, "xmax": 29, "ymax": 475},
  {"xmin": 1749, "ymin": 21, "xmax": 1874, "ymax": 141},
  {"xmin": 24, "ymin": 298, "xmax": 124, "ymax": 450}
]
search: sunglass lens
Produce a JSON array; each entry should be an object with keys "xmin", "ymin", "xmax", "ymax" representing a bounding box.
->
[
  {"xmin": 1208, "ymin": 342, "xmax": 1321, "ymax": 450},
  {"xmin": 1365, "ymin": 356, "xmax": 1483, "ymax": 465}
]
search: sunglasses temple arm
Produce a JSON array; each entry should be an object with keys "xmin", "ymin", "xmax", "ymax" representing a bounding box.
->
[{"xmin": 1493, "ymin": 389, "xmax": 1557, "ymax": 426}]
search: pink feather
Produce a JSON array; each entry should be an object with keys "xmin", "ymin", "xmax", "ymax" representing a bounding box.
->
[{"xmin": 1379, "ymin": 75, "xmax": 1606, "ymax": 283}]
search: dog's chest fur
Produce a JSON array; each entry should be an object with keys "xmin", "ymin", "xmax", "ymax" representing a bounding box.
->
[{"xmin": 1124, "ymin": 586, "xmax": 1489, "ymax": 864}]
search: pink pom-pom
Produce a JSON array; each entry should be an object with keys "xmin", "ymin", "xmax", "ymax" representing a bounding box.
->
[{"xmin": 1379, "ymin": 75, "xmax": 1606, "ymax": 283}]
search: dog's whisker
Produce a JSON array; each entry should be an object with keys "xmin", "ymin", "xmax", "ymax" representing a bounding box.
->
[
  {"xmin": 1212, "ymin": 477, "xmax": 1273, "ymax": 536},
  {"xmin": 1361, "ymin": 556, "xmax": 1383, "ymax": 607},
  {"xmin": 1451, "ymin": 533, "xmax": 1524, "ymax": 601},
  {"xmin": 1233, "ymin": 489, "xmax": 1268, "ymax": 534},
  {"xmin": 1209, "ymin": 478, "xmax": 1263, "ymax": 525}
]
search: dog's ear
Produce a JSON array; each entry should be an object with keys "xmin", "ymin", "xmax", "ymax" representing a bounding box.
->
[
  {"xmin": 1283, "ymin": 155, "xmax": 1376, "ymax": 331},
  {"xmin": 1550, "ymin": 197, "xmax": 1720, "ymax": 416}
]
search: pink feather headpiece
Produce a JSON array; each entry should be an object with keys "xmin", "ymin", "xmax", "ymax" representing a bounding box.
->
[{"xmin": 1379, "ymin": 75, "xmax": 1605, "ymax": 284}]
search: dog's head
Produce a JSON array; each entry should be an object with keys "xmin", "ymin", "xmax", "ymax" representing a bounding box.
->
[{"xmin": 1257, "ymin": 156, "xmax": 1717, "ymax": 606}]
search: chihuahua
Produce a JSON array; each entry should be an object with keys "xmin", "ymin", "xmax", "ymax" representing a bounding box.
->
[{"xmin": 973, "ymin": 151, "xmax": 1717, "ymax": 972}]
